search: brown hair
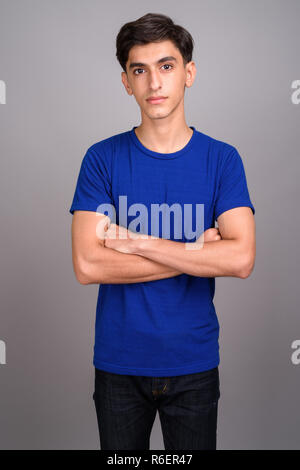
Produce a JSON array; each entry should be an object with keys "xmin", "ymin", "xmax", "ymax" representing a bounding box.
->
[{"xmin": 116, "ymin": 13, "xmax": 194, "ymax": 73}]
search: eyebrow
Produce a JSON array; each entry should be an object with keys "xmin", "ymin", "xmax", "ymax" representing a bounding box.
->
[{"xmin": 128, "ymin": 56, "xmax": 177, "ymax": 70}]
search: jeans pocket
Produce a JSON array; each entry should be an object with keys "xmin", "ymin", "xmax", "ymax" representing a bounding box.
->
[{"xmin": 182, "ymin": 367, "xmax": 220, "ymax": 404}]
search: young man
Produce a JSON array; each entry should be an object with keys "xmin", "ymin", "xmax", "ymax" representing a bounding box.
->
[{"xmin": 69, "ymin": 13, "xmax": 256, "ymax": 450}]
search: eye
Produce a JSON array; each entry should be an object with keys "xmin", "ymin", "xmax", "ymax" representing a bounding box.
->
[
  {"xmin": 133, "ymin": 68, "xmax": 144, "ymax": 75},
  {"xmin": 133, "ymin": 64, "xmax": 174, "ymax": 75}
]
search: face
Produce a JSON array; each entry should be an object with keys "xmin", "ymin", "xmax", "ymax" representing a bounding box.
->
[{"xmin": 121, "ymin": 40, "xmax": 196, "ymax": 121}]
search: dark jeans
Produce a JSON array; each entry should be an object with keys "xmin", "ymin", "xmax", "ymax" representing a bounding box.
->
[{"xmin": 92, "ymin": 365, "xmax": 220, "ymax": 450}]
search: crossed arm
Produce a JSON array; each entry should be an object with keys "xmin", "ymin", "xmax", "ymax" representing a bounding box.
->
[
  {"xmin": 71, "ymin": 210, "xmax": 182, "ymax": 284},
  {"xmin": 71, "ymin": 207, "xmax": 255, "ymax": 285}
]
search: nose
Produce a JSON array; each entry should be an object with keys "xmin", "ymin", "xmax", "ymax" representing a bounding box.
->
[{"xmin": 148, "ymin": 69, "xmax": 162, "ymax": 91}]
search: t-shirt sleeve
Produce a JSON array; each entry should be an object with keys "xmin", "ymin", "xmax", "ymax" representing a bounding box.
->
[
  {"xmin": 69, "ymin": 146, "xmax": 113, "ymax": 215},
  {"xmin": 214, "ymin": 146, "xmax": 255, "ymax": 221}
]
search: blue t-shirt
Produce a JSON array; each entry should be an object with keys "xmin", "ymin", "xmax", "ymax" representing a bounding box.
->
[{"xmin": 69, "ymin": 126, "xmax": 255, "ymax": 377}]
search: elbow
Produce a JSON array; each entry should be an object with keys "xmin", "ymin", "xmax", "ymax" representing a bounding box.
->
[
  {"xmin": 76, "ymin": 260, "xmax": 107, "ymax": 285},
  {"xmin": 76, "ymin": 271, "xmax": 90, "ymax": 285},
  {"xmin": 73, "ymin": 258, "xmax": 94, "ymax": 285},
  {"xmin": 237, "ymin": 253, "xmax": 255, "ymax": 279},
  {"xmin": 74, "ymin": 267, "xmax": 90, "ymax": 285}
]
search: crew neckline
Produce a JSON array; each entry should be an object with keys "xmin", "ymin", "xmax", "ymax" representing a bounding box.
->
[{"xmin": 129, "ymin": 125, "xmax": 197, "ymax": 160}]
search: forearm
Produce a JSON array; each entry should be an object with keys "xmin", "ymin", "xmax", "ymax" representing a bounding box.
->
[
  {"xmin": 81, "ymin": 245, "xmax": 183, "ymax": 285},
  {"xmin": 131, "ymin": 238, "xmax": 249, "ymax": 278}
]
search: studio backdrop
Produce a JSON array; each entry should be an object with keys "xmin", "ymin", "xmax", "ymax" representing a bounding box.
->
[{"xmin": 0, "ymin": 0, "xmax": 299, "ymax": 450}]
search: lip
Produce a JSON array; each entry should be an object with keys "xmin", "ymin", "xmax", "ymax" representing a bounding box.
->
[{"xmin": 146, "ymin": 97, "xmax": 167, "ymax": 104}]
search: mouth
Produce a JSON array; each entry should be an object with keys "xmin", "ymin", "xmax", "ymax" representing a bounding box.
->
[{"xmin": 146, "ymin": 97, "xmax": 167, "ymax": 105}]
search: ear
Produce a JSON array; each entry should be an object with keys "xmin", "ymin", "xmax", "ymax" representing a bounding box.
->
[
  {"xmin": 185, "ymin": 61, "xmax": 196, "ymax": 88},
  {"xmin": 121, "ymin": 71, "xmax": 133, "ymax": 96}
]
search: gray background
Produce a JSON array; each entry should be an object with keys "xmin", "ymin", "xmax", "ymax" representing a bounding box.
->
[{"xmin": 0, "ymin": 0, "xmax": 299, "ymax": 450}]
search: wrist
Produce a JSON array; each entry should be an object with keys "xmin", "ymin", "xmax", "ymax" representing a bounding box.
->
[{"xmin": 129, "ymin": 233, "xmax": 159, "ymax": 255}]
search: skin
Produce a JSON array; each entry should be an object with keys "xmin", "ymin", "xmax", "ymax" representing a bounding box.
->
[
  {"xmin": 102, "ymin": 220, "xmax": 221, "ymax": 254},
  {"xmin": 120, "ymin": 40, "xmax": 197, "ymax": 154}
]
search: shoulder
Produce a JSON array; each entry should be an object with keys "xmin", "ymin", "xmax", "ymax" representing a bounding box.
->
[
  {"xmin": 196, "ymin": 129, "xmax": 237, "ymax": 157},
  {"xmin": 195, "ymin": 130, "xmax": 241, "ymax": 175},
  {"xmin": 87, "ymin": 129, "xmax": 130, "ymax": 157},
  {"xmin": 82, "ymin": 129, "xmax": 130, "ymax": 173}
]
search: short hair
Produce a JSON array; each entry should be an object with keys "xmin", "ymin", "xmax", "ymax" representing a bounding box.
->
[{"xmin": 116, "ymin": 13, "xmax": 194, "ymax": 73}]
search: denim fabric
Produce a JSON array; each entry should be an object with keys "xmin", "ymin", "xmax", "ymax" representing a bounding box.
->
[{"xmin": 92, "ymin": 366, "xmax": 220, "ymax": 450}]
